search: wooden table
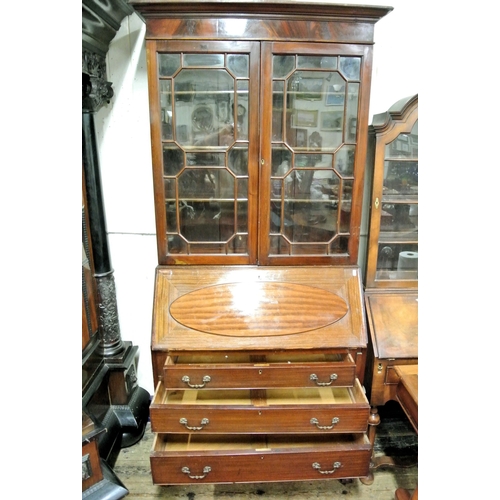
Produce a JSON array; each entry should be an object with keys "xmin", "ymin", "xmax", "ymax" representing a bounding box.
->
[
  {"xmin": 394, "ymin": 365, "xmax": 418, "ymax": 500},
  {"xmin": 361, "ymin": 292, "xmax": 417, "ymax": 484}
]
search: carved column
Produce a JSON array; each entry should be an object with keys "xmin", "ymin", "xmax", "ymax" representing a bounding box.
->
[{"xmin": 82, "ymin": 49, "xmax": 125, "ymax": 358}]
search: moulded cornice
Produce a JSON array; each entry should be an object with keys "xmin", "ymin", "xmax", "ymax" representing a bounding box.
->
[
  {"xmin": 370, "ymin": 94, "xmax": 418, "ymax": 135},
  {"xmin": 128, "ymin": 0, "xmax": 393, "ymax": 21}
]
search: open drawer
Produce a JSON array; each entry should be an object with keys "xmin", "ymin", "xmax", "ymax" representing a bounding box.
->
[
  {"xmin": 163, "ymin": 352, "xmax": 357, "ymax": 389},
  {"xmin": 150, "ymin": 378, "xmax": 369, "ymax": 434},
  {"xmin": 150, "ymin": 433, "xmax": 371, "ymax": 484}
]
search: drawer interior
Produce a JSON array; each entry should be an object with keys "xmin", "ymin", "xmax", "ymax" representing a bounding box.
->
[
  {"xmin": 167, "ymin": 352, "xmax": 351, "ymax": 366},
  {"xmin": 153, "ymin": 433, "xmax": 370, "ymax": 453},
  {"xmin": 153, "ymin": 379, "xmax": 367, "ymax": 407}
]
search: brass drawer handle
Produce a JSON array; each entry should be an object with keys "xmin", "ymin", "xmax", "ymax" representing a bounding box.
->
[
  {"xmin": 181, "ymin": 465, "xmax": 212, "ymax": 480},
  {"xmin": 310, "ymin": 373, "xmax": 338, "ymax": 386},
  {"xmin": 312, "ymin": 461, "xmax": 342, "ymax": 475},
  {"xmin": 179, "ymin": 417, "xmax": 209, "ymax": 431},
  {"xmin": 310, "ymin": 417, "xmax": 340, "ymax": 430},
  {"xmin": 181, "ymin": 375, "xmax": 211, "ymax": 388}
]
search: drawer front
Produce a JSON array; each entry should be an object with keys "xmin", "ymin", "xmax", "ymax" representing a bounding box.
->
[
  {"xmin": 150, "ymin": 380, "xmax": 369, "ymax": 434},
  {"xmin": 164, "ymin": 353, "xmax": 356, "ymax": 389},
  {"xmin": 150, "ymin": 434, "xmax": 371, "ymax": 485}
]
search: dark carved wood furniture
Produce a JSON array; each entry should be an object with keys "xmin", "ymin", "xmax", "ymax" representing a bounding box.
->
[
  {"xmin": 362, "ymin": 95, "xmax": 418, "ymax": 483},
  {"xmin": 82, "ymin": 1, "xmax": 150, "ymax": 497},
  {"xmin": 129, "ymin": 0, "xmax": 392, "ymax": 487}
]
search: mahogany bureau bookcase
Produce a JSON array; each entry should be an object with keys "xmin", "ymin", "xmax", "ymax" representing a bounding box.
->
[
  {"xmin": 362, "ymin": 95, "xmax": 418, "ymax": 482},
  {"xmin": 129, "ymin": 0, "xmax": 392, "ymax": 486}
]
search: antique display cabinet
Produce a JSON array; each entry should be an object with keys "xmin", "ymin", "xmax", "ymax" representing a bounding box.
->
[
  {"xmin": 362, "ymin": 94, "xmax": 418, "ymax": 480},
  {"xmin": 130, "ymin": 0, "xmax": 392, "ymax": 486}
]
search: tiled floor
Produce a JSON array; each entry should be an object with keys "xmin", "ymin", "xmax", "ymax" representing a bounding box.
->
[{"xmin": 111, "ymin": 401, "xmax": 418, "ymax": 499}]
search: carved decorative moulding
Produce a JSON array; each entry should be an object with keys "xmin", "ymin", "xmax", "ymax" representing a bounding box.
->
[
  {"xmin": 82, "ymin": 0, "xmax": 134, "ymax": 112},
  {"xmin": 82, "ymin": 0, "xmax": 134, "ymax": 57}
]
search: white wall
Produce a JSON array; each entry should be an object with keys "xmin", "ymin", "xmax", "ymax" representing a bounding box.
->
[{"xmin": 94, "ymin": 1, "xmax": 418, "ymax": 396}]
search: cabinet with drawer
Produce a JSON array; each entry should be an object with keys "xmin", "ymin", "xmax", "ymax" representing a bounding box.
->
[
  {"xmin": 146, "ymin": 265, "xmax": 373, "ymax": 484},
  {"xmin": 129, "ymin": 0, "xmax": 392, "ymax": 487}
]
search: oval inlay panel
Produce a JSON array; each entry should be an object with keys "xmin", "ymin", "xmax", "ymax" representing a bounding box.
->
[{"xmin": 169, "ymin": 282, "xmax": 348, "ymax": 337}]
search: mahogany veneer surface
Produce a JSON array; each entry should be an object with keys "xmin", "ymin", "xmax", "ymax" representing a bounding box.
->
[
  {"xmin": 151, "ymin": 433, "xmax": 372, "ymax": 485},
  {"xmin": 153, "ymin": 266, "xmax": 366, "ymax": 353},
  {"xmin": 394, "ymin": 364, "xmax": 418, "ymax": 433},
  {"xmin": 365, "ymin": 292, "xmax": 417, "ymax": 359}
]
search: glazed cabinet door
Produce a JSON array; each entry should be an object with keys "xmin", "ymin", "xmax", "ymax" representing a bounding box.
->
[
  {"xmin": 365, "ymin": 95, "xmax": 418, "ymax": 288},
  {"xmin": 146, "ymin": 39, "xmax": 374, "ymax": 266},
  {"xmin": 146, "ymin": 41, "xmax": 261, "ymax": 265},
  {"xmin": 259, "ymin": 42, "xmax": 373, "ymax": 266}
]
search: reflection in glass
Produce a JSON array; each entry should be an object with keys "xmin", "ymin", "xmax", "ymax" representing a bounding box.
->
[
  {"xmin": 159, "ymin": 53, "xmax": 181, "ymax": 77},
  {"xmin": 376, "ymin": 117, "xmax": 418, "ymax": 280},
  {"xmin": 269, "ymin": 52, "xmax": 361, "ymax": 256},
  {"xmin": 228, "ymin": 146, "xmax": 248, "ymax": 176},
  {"xmin": 160, "ymin": 81, "xmax": 173, "ymax": 140},
  {"xmin": 160, "ymin": 51, "xmax": 251, "ymax": 256},
  {"xmin": 273, "ymin": 55, "xmax": 295, "ymax": 78},
  {"xmin": 339, "ymin": 57, "xmax": 361, "ymax": 80},
  {"xmin": 272, "ymin": 81, "xmax": 285, "ymax": 141},
  {"xmin": 386, "ymin": 121, "xmax": 418, "ymax": 159},
  {"xmin": 163, "ymin": 144, "xmax": 184, "ymax": 176},
  {"xmin": 376, "ymin": 243, "xmax": 418, "ymax": 280},
  {"xmin": 184, "ymin": 54, "xmax": 224, "ymax": 67},
  {"xmin": 345, "ymin": 83, "xmax": 359, "ymax": 142},
  {"xmin": 334, "ymin": 145, "xmax": 355, "ymax": 176},
  {"xmin": 227, "ymin": 54, "xmax": 249, "ymax": 77},
  {"xmin": 382, "ymin": 160, "xmax": 418, "ymax": 199}
]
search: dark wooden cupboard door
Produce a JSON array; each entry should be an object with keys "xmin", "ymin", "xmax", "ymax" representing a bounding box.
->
[
  {"xmin": 146, "ymin": 41, "xmax": 261, "ymax": 265},
  {"xmin": 259, "ymin": 42, "xmax": 373, "ymax": 266}
]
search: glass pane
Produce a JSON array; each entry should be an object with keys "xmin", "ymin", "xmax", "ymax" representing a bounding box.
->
[
  {"xmin": 386, "ymin": 121, "xmax": 418, "ymax": 158},
  {"xmin": 228, "ymin": 146, "xmax": 248, "ymax": 175},
  {"xmin": 345, "ymin": 83, "xmax": 359, "ymax": 142},
  {"xmin": 164, "ymin": 178, "xmax": 176, "ymax": 200},
  {"xmin": 334, "ymin": 145, "xmax": 355, "ymax": 176},
  {"xmin": 159, "ymin": 51, "xmax": 253, "ymax": 258},
  {"xmin": 187, "ymin": 152, "xmax": 225, "ymax": 167},
  {"xmin": 235, "ymin": 80, "xmax": 249, "ymax": 140},
  {"xmin": 229, "ymin": 234, "xmax": 247, "ymax": 253},
  {"xmin": 159, "ymin": 54, "xmax": 181, "ymax": 76},
  {"xmin": 269, "ymin": 235, "xmax": 290, "ymax": 255},
  {"xmin": 297, "ymin": 56, "xmax": 323, "ymax": 68},
  {"xmin": 160, "ymin": 81, "xmax": 173, "ymax": 140},
  {"xmin": 375, "ymin": 243, "xmax": 418, "ymax": 280},
  {"xmin": 269, "ymin": 51, "xmax": 363, "ymax": 257},
  {"xmin": 379, "ymin": 202, "xmax": 418, "ymax": 235},
  {"xmin": 237, "ymin": 178, "xmax": 248, "ymax": 199},
  {"xmin": 163, "ymin": 144, "xmax": 184, "ymax": 176},
  {"xmin": 168, "ymin": 234, "xmax": 187, "ymax": 254},
  {"xmin": 173, "ymin": 69, "xmax": 235, "ymax": 148},
  {"xmin": 184, "ymin": 54, "xmax": 224, "ymax": 67},
  {"xmin": 339, "ymin": 57, "xmax": 361, "ymax": 80},
  {"xmin": 236, "ymin": 201, "xmax": 248, "ymax": 232},
  {"xmin": 272, "ymin": 81, "xmax": 284, "ymax": 141},
  {"xmin": 329, "ymin": 236, "xmax": 348, "ymax": 254},
  {"xmin": 273, "ymin": 55, "xmax": 295, "ymax": 78},
  {"xmin": 166, "ymin": 202, "xmax": 178, "ymax": 232},
  {"xmin": 382, "ymin": 161, "xmax": 418, "ymax": 200},
  {"xmin": 227, "ymin": 54, "xmax": 249, "ymax": 77}
]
